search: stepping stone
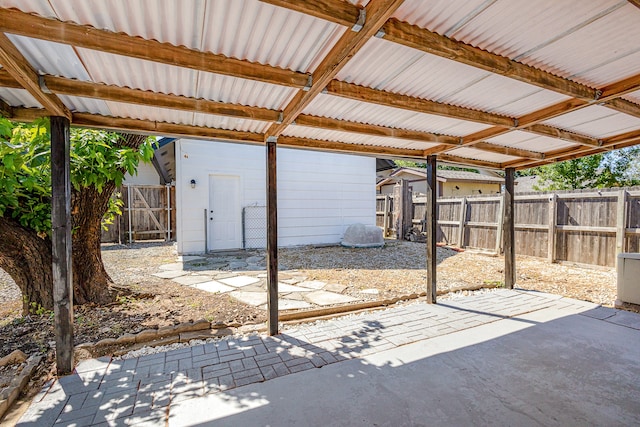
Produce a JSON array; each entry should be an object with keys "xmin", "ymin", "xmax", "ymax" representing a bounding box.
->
[
  {"xmin": 229, "ymin": 291, "xmax": 268, "ymax": 307},
  {"xmin": 279, "ymin": 299, "xmax": 312, "ymax": 310},
  {"xmin": 178, "ymin": 256, "xmax": 205, "ymax": 262},
  {"xmin": 324, "ymin": 283, "xmax": 347, "ymax": 293},
  {"xmin": 283, "ymin": 292, "xmax": 305, "ymax": 301},
  {"xmin": 220, "ymin": 276, "xmax": 260, "ymax": 288},
  {"xmin": 193, "ymin": 281, "xmax": 235, "ymax": 294},
  {"xmin": 229, "ymin": 261, "xmax": 248, "ymax": 270},
  {"xmin": 304, "ymin": 291, "xmax": 357, "ymax": 306},
  {"xmin": 159, "ymin": 262, "xmax": 184, "ymax": 271},
  {"xmin": 360, "ymin": 289, "xmax": 379, "ymax": 295},
  {"xmin": 278, "ymin": 283, "xmax": 314, "ymax": 293},
  {"xmin": 172, "ymin": 275, "xmax": 212, "ymax": 286},
  {"xmin": 152, "ymin": 270, "xmax": 189, "ymax": 279},
  {"xmin": 297, "ymin": 280, "xmax": 326, "ymax": 290},
  {"xmin": 280, "ymin": 278, "xmax": 301, "ymax": 285}
]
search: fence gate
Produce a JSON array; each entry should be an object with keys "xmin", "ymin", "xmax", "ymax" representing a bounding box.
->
[{"xmin": 101, "ymin": 184, "xmax": 175, "ymax": 243}]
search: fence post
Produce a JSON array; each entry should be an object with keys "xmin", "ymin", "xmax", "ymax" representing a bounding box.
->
[
  {"xmin": 383, "ymin": 194, "xmax": 390, "ymax": 237},
  {"xmin": 548, "ymin": 194, "xmax": 557, "ymax": 263},
  {"xmin": 166, "ymin": 184, "xmax": 171, "ymax": 241},
  {"xmin": 457, "ymin": 197, "xmax": 467, "ymax": 248},
  {"xmin": 393, "ymin": 180, "xmax": 411, "ymax": 240},
  {"xmin": 615, "ymin": 189, "xmax": 628, "ymax": 268},
  {"xmin": 126, "ymin": 184, "xmax": 133, "ymax": 244},
  {"xmin": 495, "ymin": 193, "xmax": 505, "ymax": 254}
]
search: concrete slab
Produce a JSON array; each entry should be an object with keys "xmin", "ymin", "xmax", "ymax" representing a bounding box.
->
[
  {"xmin": 297, "ymin": 280, "xmax": 326, "ymax": 290},
  {"xmin": 177, "ymin": 256, "xmax": 205, "ymax": 262},
  {"xmin": 171, "ymin": 275, "xmax": 212, "ymax": 286},
  {"xmin": 277, "ymin": 299, "xmax": 312, "ymax": 310},
  {"xmin": 152, "ymin": 270, "xmax": 189, "ymax": 279},
  {"xmin": 229, "ymin": 291, "xmax": 268, "ymax": 307},
  {"xmin": 193, "ymin": 281, "xmax": 235, "ymax": 294},
  {"xmin": 605, "ymin": 310, "xmax": 640, "ymax": 330},
  {"xmin": 168, "ymin": 306, "xmax": 640, "ymax": 427},
  {"xmin": 220, "ymin": 276, "xmax": 261, "ymax": 288},
  {"xmin": 304, "ymin": 290, "xmax": 358, "ymax": 306}
]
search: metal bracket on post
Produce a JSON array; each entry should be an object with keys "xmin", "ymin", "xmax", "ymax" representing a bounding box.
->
[
  {"xmin": 375, "ymin": 29, "xmax": 385, "ymax": 38},
  {"xmin": 266, "ymin": 136, "xmax": 278, "ymax": 143},
  {"xmin": 276, "ymin": 112, "xmax": 283, "ymax": 124},
  {"xmin": 351, "ymin": 8, "xmax": 366, "ymax": 32},
  {"xmin": 38, "ymin": 74, "xmax": 52, "ymax": 94},
  {"xmin": 302, "ymin": 75, "xmax": 312, "ymax": 91}
]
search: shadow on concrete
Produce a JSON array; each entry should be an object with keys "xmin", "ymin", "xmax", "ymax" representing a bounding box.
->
[{"xmin": 169, "ymin": 309, "xmax": 640, "ymax": 426}]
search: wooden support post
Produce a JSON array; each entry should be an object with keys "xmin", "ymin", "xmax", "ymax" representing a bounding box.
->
[
  {"xmin": 426, "ymin": 156, "xmax": 437, "ymax": 303},
  {"xmin": 504, "ymin": 168, "xmax": 516, "ymax": 289},
  {"xmin": 393, "ymin": 180, "xmax": 405, "ymax": 239},
  {"xmin": 383, "ymin": 194, "xmax": 390, "ymax": 237},
  {"xmin": 458, "ymin": 197, "xmax": 467, "ymax": 248},
  {"xmin": 266, "ymin": 137, "xmax": 279, "ymax": 336},
  {"xmin": 547, "ymin": 194, "xmax": 557, "ymax": 263},
  {"xmin": 615, "ymin": 189, "xmax": 628, "ymax": 268},
  {"xmin": 495, "ymin": 193, "xmax": 505, "ymax": 254},
  {"xmin": 51, "ymin": 116, "xmax": 73, "ymax": 375}
]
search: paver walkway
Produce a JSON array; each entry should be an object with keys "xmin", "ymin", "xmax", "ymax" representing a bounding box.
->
[
  {"xmin": 152, "ymin": 253, "xmax": 358, "ymax": 310},
  {"xmin": 17, "ymin": 289, "xmax": 640, "ymax": 426}
]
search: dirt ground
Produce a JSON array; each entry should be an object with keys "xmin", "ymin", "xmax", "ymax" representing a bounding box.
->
[{"xmin": 0, "ymin": 240, "xmax": 621, "ymax": 405}]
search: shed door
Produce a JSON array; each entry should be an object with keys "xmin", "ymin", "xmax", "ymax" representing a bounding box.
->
[{"xmin": 208, "ymin": 175, "xmax": 241, "ymax": 250}]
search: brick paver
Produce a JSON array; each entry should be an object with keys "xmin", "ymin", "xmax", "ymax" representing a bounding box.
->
[{"xmin": 18, "ymin": 289, "xmax": 637, "ymax": 426}]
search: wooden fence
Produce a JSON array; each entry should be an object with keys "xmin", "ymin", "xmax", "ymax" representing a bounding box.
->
[
  {"xmin": 101, "ymin": 184, "xmax": 176, "ymax": 243},
  {"xmin": 376, "ymin": 186, "xmax": 640, "ymax": 267}
]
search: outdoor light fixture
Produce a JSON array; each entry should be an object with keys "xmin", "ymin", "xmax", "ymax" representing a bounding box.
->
[{"xmin": 190, "ymin": 179, "xmax": 196, "ymax": 188}]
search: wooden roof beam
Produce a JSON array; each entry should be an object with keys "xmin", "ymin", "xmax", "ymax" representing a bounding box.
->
[
  {"xmin": 0, "ymin": 33, "xmax": 70, "ymax": 119},
  {"xmin": 525, "ymin": 124, "xmax": 601, "ymax": 147},
  {"xmin": 381, "ymin": 19, "xmax": 596, "ymax": 101},
  {"xmin": 326, "ymin": 80, "xmax": 515, "ymax": 127},
  {"xmin": 604, "ymin": 98, "xmax": 640, "ymax": 119},
  {"xmin": 278, "ymin": 135, "xmax": 427, "ymax": 159},
  {"xmin": 0, "ymin": 98, "xmax": 12, "ymax": 118},
  {"xmin": 259, "ymin": 0, "xmax": 359, "ymax": 27},
  {"xmin": 438, "ymin": 153, "xmax": 503, "ymax": 170},
  {"xmin": 265, "ymin": 0, "xmax": 405, "ymax": 138},
  {"xmin": 294, "ymin": 114, "xmax": 460, "ymax": 146},
  {"xmin": 0, "ymin": 8, "xmax": 309, "ymax": 89},
  {"xmin": 472, "ymin": 141, "xmax": 544, "ymax": 160}
]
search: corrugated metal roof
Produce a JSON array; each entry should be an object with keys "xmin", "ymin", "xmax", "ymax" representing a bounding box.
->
[
  {"xmin": 304, "ymin": 93, "xmax": 492, "ymax": 136},
  {"xmin": 542, "ymin": 105, "xmax": 640, "ymax": 139},
  {"xmin": 393, "ymin": 0, "xmax": 491, "ymax": 36},
  {"xmin": 486, "ymin": 130, "xmax": 577, "ymax": 153},
  {"xmin": 446, "ymin": 146, "xmax": 519, "ymax": 163},
  {"xmin": 283, "ymin": 125, "xmax": 440, "ymax": 151},
  {"xmin": 201, "ymin": 0, "xmax": 345, "ymax": 73},
  {"xmin": 192, "ymin": 113, "xmax": 269, "ymax": 133},
  {"xmin": 105, "ymin": 102, "xmax": 194, "ymax": 126},
  {"xmin": 623, "ymin": 90, "xmax": 640, "ymax": 105},
  {"xmin": 57, "ymin": 95, "xmax": 112, "ymax": 116},
  {"xmin": 0, "ymin": 0, "xmax": 55, "ymax": 17},
  {"xmin": 0, "ymin": 88, "xmax": 41, "ymax": 108},
  {"xmin": 7, "ymin": 34, "xmax": 90, "ymax": 80}
]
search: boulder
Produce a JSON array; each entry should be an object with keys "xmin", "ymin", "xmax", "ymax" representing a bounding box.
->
[
  {"xmin": 341, "ymin": 223, "xmax": 384, "ymax": 248},
  {"xmin": 0, "ymin": 350, "xmax": 27, "ymax": 367}
]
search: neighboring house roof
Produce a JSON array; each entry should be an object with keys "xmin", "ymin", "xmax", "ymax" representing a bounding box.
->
[
  {"xmin": 376, "ymin": 158, "xmax": 397, "ymax": 172},
  {"xmin": 376, "ymin": 167, "xmax": 504, "ymax": 188}
]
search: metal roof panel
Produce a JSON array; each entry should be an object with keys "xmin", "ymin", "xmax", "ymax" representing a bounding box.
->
[
  {"xmin": 0, "ymin": 88, "xmax": 41, "ymax": 108},
  {"xmin": 542, "ymin": 105, "xmax": 640, "ymax": 139}
]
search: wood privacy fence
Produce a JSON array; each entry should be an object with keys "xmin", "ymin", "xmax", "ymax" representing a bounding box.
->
[
  {"xmin": 101, "ymin": 184, "xmax": 176, "ymax": 243},
  {"xmin": 376, "ymin": 185, "xmax": 640, "ymax": 268}
]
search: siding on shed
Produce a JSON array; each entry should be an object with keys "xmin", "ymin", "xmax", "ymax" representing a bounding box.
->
[
  {"xmin": 123, "ymin": 161, "xmax": 161, "ymax": 185},
  {"xmin": 175, "ymin": 139, "xmax": 375, "ymax": 253}
]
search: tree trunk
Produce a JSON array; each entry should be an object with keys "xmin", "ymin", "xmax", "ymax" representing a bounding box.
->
[
  {"xmin": 0, "ymin": 132, "xmax": 148, "ymax": 311},
  {"xmin": 0, "ymin": 217, "xmax": 54, "ymax": 311}
]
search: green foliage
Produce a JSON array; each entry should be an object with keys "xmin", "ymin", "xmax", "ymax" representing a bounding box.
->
[
  {"xmin": 0, "ymin": 118, "xmax": 155, "ymax": 235},
  {"xmin": 394, "ymin": 160, "xmax": 479, "ymax": 174},
  {"xmin": 532, "ymin": 150, "xmax": 640, "ymax": 191}
]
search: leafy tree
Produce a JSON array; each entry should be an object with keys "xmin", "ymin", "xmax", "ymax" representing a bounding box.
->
[
  {"xmin": 0, "ymin": 118, "xmax": 154, "ymax": 311},
  {"xmin": 531, "ymin": 149, "xmax": 640, "ymax": 191},
  {"xmin": 394, "ymin": 159, "xmax": 479, "ymax": 173}
]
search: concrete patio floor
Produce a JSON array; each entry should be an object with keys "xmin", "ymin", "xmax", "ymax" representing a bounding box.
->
[{"xmin": 17, "ymin": 289, "xmax": 640, "ymax": 426}]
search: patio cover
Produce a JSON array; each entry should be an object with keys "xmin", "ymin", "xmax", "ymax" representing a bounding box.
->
[{"xmin": 1, "ymin": 0, "xmax": 639, "ymax": 373}]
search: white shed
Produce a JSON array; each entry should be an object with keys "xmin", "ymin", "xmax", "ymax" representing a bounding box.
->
[{"xmin": 169, "ymin": 138, "xmax": 375, "ymax": 254}]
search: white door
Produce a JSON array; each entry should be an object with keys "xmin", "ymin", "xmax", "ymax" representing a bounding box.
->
[{"xmin": 208, "ymin": 175, "xmax": 241, "ymax": 250}]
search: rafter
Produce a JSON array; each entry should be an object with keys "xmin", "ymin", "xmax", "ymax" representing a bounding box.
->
[
  {"xmin": 42, "ymin": 75, "xmax": 279, "ymax": 122},
  {"xmin": 259, "ymin": 0, "xmax": 359, "ymax": 27},
  {"xmin": 0, "ymin": 8, "xmax": 309, "ymax": 89},
  {"xmin": 264, "ymin": 0, "xmax": 405, "ymax": 138},
  {"xmin": 0, "ymin": 98, "xmax": 12, "ymax": 118},
  {"xmin": 326, "ymin": 80, "xmax": 515, "ymax": 127},
  {"xmin": 0, "ymin": 33, "xmax": 70, "ymax": 119},
  {"xmin": 295, "ymin": 114, "xmax": 460, "ymax": 145},
  {"xmin": 472, "ymin": 141, "xmax": 544, "ymax": 160},
  {"xmin": 438, "ymin": 153, "xmax": 502, "ymax": 170},
  {"xmin": 278, "ymin": 135, "xmax": 427, "ymax": 159},
  {"xmin": 604, "ymin": 98, "xmax": 640, "ymax": 119},
  {"xmin": 525, "ymin": 124, "xmax": 601, "ymax": 147}
]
